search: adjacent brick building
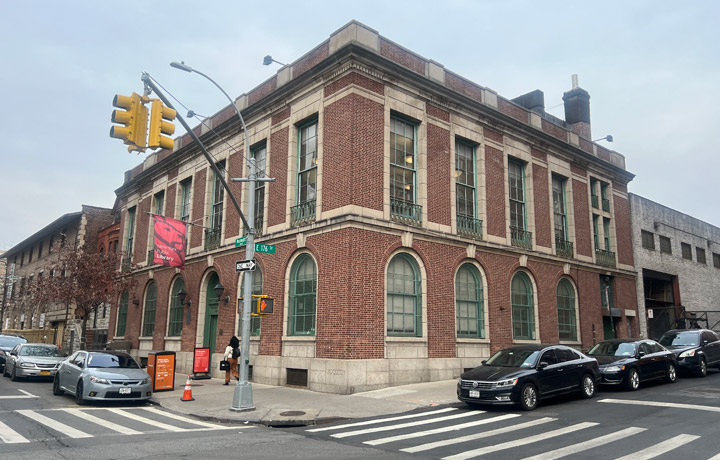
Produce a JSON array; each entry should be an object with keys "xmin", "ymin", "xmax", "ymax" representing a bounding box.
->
[{"xmin": 111, "ymin": 21, "xmax": 638, "ymax": 393}]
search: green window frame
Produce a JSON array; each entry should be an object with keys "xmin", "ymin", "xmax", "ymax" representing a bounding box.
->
[
  {"xmin": 168, "ymin": 278, "xmax": 185, "ymax": 336},
  {"xmin": 142, "ymin": 282, "xmax": 157, "ymax": 337},
  {"xmin": 126, "ymin": 207, "xmax": 136, "ymax": 256},
  {"xmin": 552, "ymin": 175, "xmax": 568, "ymax": 240},
  {"xmin": 211, "ymin": 161, "xmax": 225, "ymax": 232},
  {"xmin": 288, "ymin": 254, "xmax": 317, "ymax": 336},
  {"xmin": 297, "ymin": 121, "xmax": 318, "ymax": 205},
  {"xmin": 240, "ymin": 265, "xmax": 263, "ymax": 336},
  {"xmin": 557, "ymin": 279, "xmax": 577, "ymax": 341},
  {"xmin": 180, "ymin": 178, "xmax": 192, "ymax": 222},
  {"xmin": 603, "ymin": 217, "xmax": 611, "ymax": 251},
  {"xmin": 511, "ymin": 272, "xmax": 535, "ymax": 340},
  {"xmin": 116, "ymin": 290, "xmax": 129, "ymax": 337},
  {"xmin": 508, "ymin": 159, "xmax": 526, "ymax": 230},
  {"xmin": 387, "ymin": 253, "xmax": 422, "ymax": 337},
  {"xmin": 593, "ymin": 215, "xmax": 600, "ymax": 249},
  {"xmin": 455, "ymin": 140, "xmax": 476, "ymax": 218},
  {"xmin": 390, "ymin": 115, "xmax": 417, "ymax": 205},
  {"xmin": 456, "ymin": 264, "xmax": 484, "ymax": 338},
  {"xmin": 252, "ymin": 144, "xmax": 267, "ymax": 231}
]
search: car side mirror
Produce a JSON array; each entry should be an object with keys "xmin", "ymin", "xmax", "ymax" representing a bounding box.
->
[
  {"xmin": 10, "ymin": 351, "xmax": 17, "ymax": 356},
  {"xmin": 637, "ymin": 351, "xmax": 646, "ymax": 358},
  {"xmin": 481, "ymin": 360, "xmax": 487, "ymax": 365},
  {"xmin": 537, "ymin": 361, "xmax": 549, "ymax": 370},
  {"xmin": 703, "ymin": 340, "xmax": 709, "ymax": 346}
]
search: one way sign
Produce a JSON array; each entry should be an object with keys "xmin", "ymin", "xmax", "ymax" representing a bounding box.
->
[{"xmin": 235, "ymin": 259, "xmax": 257, "ymax": 272}]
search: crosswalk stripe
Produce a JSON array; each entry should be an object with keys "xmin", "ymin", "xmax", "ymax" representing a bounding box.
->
[
  {"xmin": 331, "ymin": 411, "xmax": 480, "ymax": 439},
  {"xmin": 61, "ymin": 408, "xmax": 142, "ymax": 435},
  {"xmin": 613, "ymin": 434, "xmax": 700, "ymax": 460},
  {"xmin": 364, "ymin": 413, "xmax": 520, "ymax": 446},
  {"xmin": 599, "ymin": 398, "xmax": 720, "ymax": 413},
  {"xmin": 138, "ymin": 407, "xmax": 245, "ymax": 430},
  {"xmin": 307, "ymin": 407, "xmax": 457, "ymax": 432},
  {"xmin": 706, "ymin": 454, "xmax": 720, "ymax": 460},
  {"xmin": 16, "ymin": 410, "xmax": 93, "ymax": 439},
  {"xmin": 401, "ymin": 417, "xmax": 557, "ymax": 454},
  {"xmin": 105, "ymin": 408, "xmax": 186, "ymax": 432},
  {"xmin": 520, "ymin": 426, "xmax": 646, "ymax": 460},
  {"xmin": 0, "ymin": 420, "xmax": 30, "ymax": 444},
  {"xmin": 442, "ymin": 422, "xmax": 598, "ymax": 460}
]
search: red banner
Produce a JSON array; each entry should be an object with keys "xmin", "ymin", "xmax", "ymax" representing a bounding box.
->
[{"xmin": 152, "ymin": 215, "xmax": 187, "ymax": 268}]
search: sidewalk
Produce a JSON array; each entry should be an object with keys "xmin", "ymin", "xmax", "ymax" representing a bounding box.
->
[{"xmin": 150, "ymin": 373, "xmax": 459, "ymax": 426}]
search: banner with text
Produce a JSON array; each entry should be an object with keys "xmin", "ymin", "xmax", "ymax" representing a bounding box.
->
[{"xmin": 152, "ymin": 215, "xmax": 187, "ymax": 268}]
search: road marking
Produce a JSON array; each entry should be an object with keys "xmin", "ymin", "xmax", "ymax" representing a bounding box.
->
[
  {"xmin": 17, "ymin": 410, "xmax": 92, "ymax": 439},
  {"xmin": 331, "ymin": 411, "xmax": 480, "ymax": 438},
  {"xmin": 61, "ymin": 408, "xmax": 142, "ymax": 435},
  {"xmin": 520, "ymin": 426, "xmax": 646, "ymax": 460},
  {"xmin": 0, "ymin": 390, "xmax": 39, "ymax": 400},
  {"xmin": 598, "ymin": 398, "xmax": 720, "ymax": 413},
  {"xmin": 138, "ymin": 406, "xmax": 250, "ymax": 429},
  {"xmin": 613, "ymin": 433, "xmax": 700, "ymax": 460},
  {"xmin": 105, "ymin": 408, "xmax": 187, "ymax": 432},
  {"xmin": 0, "ymin": 420, "xmax": 30, "ymax": 444},
  {"xmin": 442, "ymin": 422, "xmax": 598, "ymax": 460},
  {"xmin": 307, "ymin": 407, "xmax": 457, "ymax": 432},
  {"xmin": 364, "ymin": 414, "xmax": 520, "ymax": 446},
  {"xmin": 401, "ymin": 417, "xmax": 557, "ymax": 453}
]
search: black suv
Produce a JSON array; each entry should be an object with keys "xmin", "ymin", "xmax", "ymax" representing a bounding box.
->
[
  {"xmin": 659, "ymin": 329, "xmax": 720, "ymax": 377},
  {"xmin": 0, "ymin": 334, "xmax": 28, "ymax": 372}
]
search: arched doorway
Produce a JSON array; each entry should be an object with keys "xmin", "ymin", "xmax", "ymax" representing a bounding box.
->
[{"xmin": 204, "ymin": 272, "xmax": 220, "ymax": 355}]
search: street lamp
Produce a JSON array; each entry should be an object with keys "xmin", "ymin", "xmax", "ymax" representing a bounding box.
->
[
  {"xmin": 262, "ymin": 55, "xmax": 287, "ymax": 67},
  {"xmin": 593, "ymin": 135, "xmax": 613, "ymax": 143},
  {"xmin": 171, "ymin": 61, "xmax": 258, "ymax": 411}
]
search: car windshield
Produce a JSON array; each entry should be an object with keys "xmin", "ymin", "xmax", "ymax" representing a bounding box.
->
[
  {"xmin": 87, "ymin": 353, "xmax": 139, "ymax": 369},
  {"xmin": 0, "ymin": 336, "xmax": 27, "ymax": 348},
  {"xmin": 588, "ymin": 342, "xmax": 637, "ymax": 357},
  {"xmin": 659, "ymin": 332, "xmax": 698, "ymax": 347},
  {"xmin": 486, "ymin": 349, "xmax": 540, "ymax": 368},
  {"xmin": 19, "ymin": 346, "xmax": 63, "ymax": 357}
]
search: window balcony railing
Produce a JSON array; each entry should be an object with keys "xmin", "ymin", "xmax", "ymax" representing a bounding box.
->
[
  {"xmin": 555, "ymin": 237, "xmax": 574, "ymax": 259},
  {"xmin": 391, "ymin": 200, "xmax": 422, "ymax": 227},
  {"xmin": 291, "ymin": 200, "xmax": 316, "ymax": 227},
  {"xmin": 602, "ymin": 198, "xmax": 611, "ymax": 212},
  {"xmin": 254, "ymin": 216, "xmax": 264, "ymax": 237},
  {"xmin": 510, "ymin": 226, "xmax": 533, "ymax": 250},
  {"xmin": 591, "ymin": 195, "xmax": 599, "ymax": 209},
  {"xmin": 595, "ymin": 248, "xmax": 616, "ymax": 268},
  {"xmin": 204, "ymin": 227, "xmax": 222, "ymax": 251},
  {"xmin": 457, "ymin": 214, "xmax": 483, "ymax": 239}
]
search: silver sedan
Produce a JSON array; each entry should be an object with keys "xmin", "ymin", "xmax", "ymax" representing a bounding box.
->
[
  {"xmin": 3, "ymin": 343, "xmax": 65, "ymax": 380},
  {"xmin": 53, "ymin": 350, "xmax": 152, "ymax": 404}
]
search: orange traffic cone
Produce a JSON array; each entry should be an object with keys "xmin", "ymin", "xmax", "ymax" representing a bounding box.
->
[{"xmin": 180, "ymin": 375, "xmax": 195, "ymax": 402}]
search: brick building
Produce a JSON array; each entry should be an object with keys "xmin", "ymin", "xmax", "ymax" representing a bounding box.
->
[
  {"xmin": 112, "ymin": 21, "xmax": 637, "ymax": 394},
  {"xmin": 630, "ymin": 193, "xmax": 720, "ymax": 338}
]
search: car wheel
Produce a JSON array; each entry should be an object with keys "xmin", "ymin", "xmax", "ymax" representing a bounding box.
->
[
  {"xmin": 10, "ymin": 364, "xmax": 19, "ymax": 381},
  {"xmin": 75, "ymin": 381, "xmax": 86, "ymax": 405},
  {"xmin": 2, "ymin": 364, "xmax": 7, "ymax": 377},
  {"xmin": 519, "ymin": 383, "xmax": 538, "ymax": 411},
  {"xmin": 580, "ymin": 374, "xmax": 596, "ymax": 399},
  {"xmin": 625, "ymin": 368, "xmax": 640, "ymax": 391},
  {"xmin": 697, "ymin": 358, "xmax": 707, "ymax": 377},
  {"xmin": 666, "ymin": 363, "xmax": 677, "ymax": 383},
  {"xmin": 53, "ymin": 375, "xmax": 64, "ymax": 396}
]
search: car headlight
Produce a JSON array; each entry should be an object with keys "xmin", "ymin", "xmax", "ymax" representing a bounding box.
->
[
  {"xmin": 20, "ymin": 362, "xmax": 36, "ymax": 368},
  {"xmin": 679, "ymin": 350, "xmax": 695, "ymax": 358},
  {"xmin": 604, "ymin": 365, "xmax": 625, "ymax": 373},
  {"xmin": 141, "ymin": 377, "xmax": 151, "ymax": 384},
  {"xmin": 494, "ymin": 378, "xmax": 518, "ymax": 388},
  {"xmin": 90, "ymin": 376, "xmax": 110, "ymax": 385}
]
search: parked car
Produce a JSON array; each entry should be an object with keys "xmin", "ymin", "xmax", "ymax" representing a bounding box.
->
[
  {"xmin": 3, "ymin": 343, "xmax": 65, "ymax": 380},
  {"xmin": 53, "ymin": 350, "xmax": 152, "ymax": 405},
  {"xmin": 658, "ymin": 329, "xmax": 720, "ymax": 377},
  {"xmin": 457, "ymin": 344, "xmax": 599, "ymax": 411},
  {"xmin": 0, "ymin": 334, "xmax": 27, "ymax": 373},
  {"xmin": 587, "ymin": 338, "xmax": 677, "ymax": 390}
]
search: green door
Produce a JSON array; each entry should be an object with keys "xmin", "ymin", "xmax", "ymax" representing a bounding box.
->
[
  {"xmin": 204, "ymin": 273, "xmax": 220, "ymax": 356},
  {"xmin": 603, "ymin": 316, "xmax": 616, "ymax": 340}
]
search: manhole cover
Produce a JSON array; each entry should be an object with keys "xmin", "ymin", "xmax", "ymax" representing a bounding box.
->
[{"xmin": 279, "ymin": 411, "xmax": 306, "ymax": 416}]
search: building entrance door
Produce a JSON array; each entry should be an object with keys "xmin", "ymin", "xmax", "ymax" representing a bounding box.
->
[{"xmin": 203, "ymin": 273, "xmax": 219, "ymax": 357}]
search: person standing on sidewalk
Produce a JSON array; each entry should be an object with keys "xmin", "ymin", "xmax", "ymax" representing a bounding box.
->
[{"xmin": 223, "ymin": 336, "xmax": 240, "ymax": 385}]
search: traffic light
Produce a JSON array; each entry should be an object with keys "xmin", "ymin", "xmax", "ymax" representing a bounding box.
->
[
  {"xmin": 148, "ymin": 100, "xmax": 176, "ymax": 150},
  {"xmin": 110, "ymin": 92, "xmax": 148, "ymax": 152},
  {"xmin": 249, "ymin": 295, "xmax": 274, "ymax": 316}
]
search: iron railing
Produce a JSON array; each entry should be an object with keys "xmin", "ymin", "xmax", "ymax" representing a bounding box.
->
[
  {"xmin": 510, "ymin": 226, "xmax": 532, "ymax": 250},
  {"xmin": 391, "ymin": 200, "xmax": 422, "ymax": 226},
  {"xmin": 457, "ymin": 214, "xmax": 483, "ymax": 239},
  {"xmin": 290, "ymin": 200, "xmax": 316, "ymax": 227},
  {"xmin": 204, "ymin": 228, "xmax": 221, "ymax": 251},
  {"xmin": 555, "ymin": 237, "xmax": 574, "ymax": 259},
  {"xmin": 595, "ymin": 248, "xmax": 616, "ymax": 268}
]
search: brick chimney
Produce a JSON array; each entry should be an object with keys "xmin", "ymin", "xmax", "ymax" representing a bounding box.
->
[{"xmin": 562, "ymin": 74, "xmax": 591, "ymax": 139}]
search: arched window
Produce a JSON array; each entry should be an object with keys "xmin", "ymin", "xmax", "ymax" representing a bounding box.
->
[
  {"xmin": 511, "ymin": 272, "xmax": 535, "ymax": 340},
  {"xmin": 456, "ymin": 264, "xmax": 484, "ymax": 338},
  {"xmin": 168, "ymin": 278, "xmax": 185, "ymax": 336},
  {"xmin": 240, "ymin": 266, "xmax": 263, "ymax": 336},
  {"xmin": 288, "ymin": 254, "xmax": 316, "ymax": 336},
  {"xmin": 557, "ymin": 279, "xmax": 577, "ymax": 341},
  {"xmin": 141, "ymin": 282, "xmax": 157, "ymax": 337},
  {"xmin": 387, "ymin": 253, "xmax": 421, "ymax": 337},
  {"xmin": 116, "ymin": 290, "xmax": 128, "ymax": 337}
]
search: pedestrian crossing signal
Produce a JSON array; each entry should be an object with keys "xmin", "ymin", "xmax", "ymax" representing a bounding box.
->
[{"xmin": 250, "ymin": 295, "xmax": 274, "ymax": 316}]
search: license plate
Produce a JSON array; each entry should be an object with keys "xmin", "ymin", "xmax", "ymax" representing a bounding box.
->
[
  {"xmin": 119, "ymin": 387, "xmax": 131, "ymax": 395},
  {"xmin": 469, "ymin": 390, "xmax": 480, "ymax": 398},
  {"xmin": 40, "ymin": 371, "xmax": 50, "ymax": 376}
]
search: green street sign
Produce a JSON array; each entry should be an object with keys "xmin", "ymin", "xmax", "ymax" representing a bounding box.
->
[
  {"xmin": 255, "ymin": 243, "xmax": 275, "ymax": 254},
  {"xmin": 235, "ymin": 236, "xmax": 248, "ymax": 247}
]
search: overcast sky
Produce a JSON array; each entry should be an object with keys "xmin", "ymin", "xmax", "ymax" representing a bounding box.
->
[{"xmin": 1, "ymin": 1, "xmax": 718, "ymax": 251}]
